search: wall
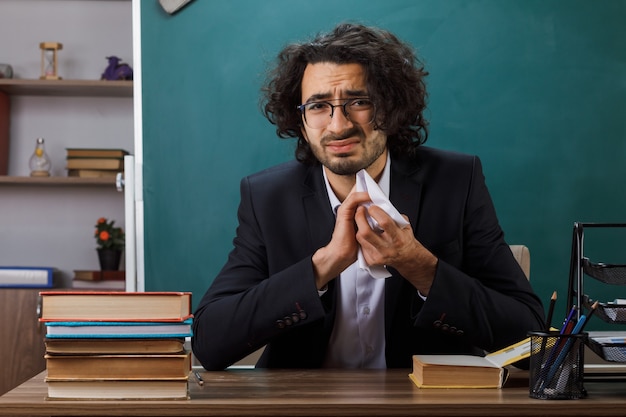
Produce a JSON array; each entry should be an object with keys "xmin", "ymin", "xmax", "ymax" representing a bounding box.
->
[
  {"xmin": 0, "ymin": 0, "xmax": 133, "ymax": 286},
  {"xmin": 141, "ymin": 1, "xmax": 626, "ymax": 330}
]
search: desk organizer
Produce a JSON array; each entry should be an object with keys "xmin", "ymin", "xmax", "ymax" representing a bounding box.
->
[
  {"xmin": 581, "ymin": 295, "xmax": 626, "ymax": 324},
  {"xmin": 567, "ymin": 222, "xmax": 626, "ymax": 366},
  {"xmin": 582, "ymin": 258, "xmax": 626, "ymax": 285}
]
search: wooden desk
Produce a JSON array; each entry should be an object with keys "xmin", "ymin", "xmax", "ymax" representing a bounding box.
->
[
  {"xmin": 1, "ymin": 369, "xmax": 626, "ymax": 416},
  {"xmin": 0, "ymin": 289, "xmax": 46, "ymax": 396}
]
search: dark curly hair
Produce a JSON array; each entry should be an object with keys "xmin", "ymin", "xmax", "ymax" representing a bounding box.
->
[{"xmin": 261, "ymin": 23, "xmax": 429, "ymax": 165}]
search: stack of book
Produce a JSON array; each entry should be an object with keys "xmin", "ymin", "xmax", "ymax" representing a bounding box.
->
[
  {"xmin": 71, "ymin": 269, "xmax": 126, "ymax": 290},
  {"xmin": 65, "ymin": 148, "xmax": 129, "ymax": 178},
  {"xmin": 39, "ymin": 291, "xmax": 193, "ymax": 400}
]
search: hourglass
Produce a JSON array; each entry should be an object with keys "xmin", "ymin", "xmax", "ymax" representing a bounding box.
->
[{"xmin": 40, "ymin": 42, "xmax": 63, "ymax": 80}]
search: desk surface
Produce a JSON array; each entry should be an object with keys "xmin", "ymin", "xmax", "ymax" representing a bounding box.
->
[{"xmin": 1, "ymin": 369, "xmax": 626, "ymax": 416}]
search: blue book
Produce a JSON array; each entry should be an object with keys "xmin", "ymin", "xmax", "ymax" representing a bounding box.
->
[
  {"xmin": 0, "ymin": 266, "xmax": 57, "ymax": 288},
  {"xmin": 45, "ymin": 318, "xmax": 193, "ymax": 339}
]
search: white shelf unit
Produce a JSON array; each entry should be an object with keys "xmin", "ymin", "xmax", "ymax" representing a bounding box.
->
[{"xmin": 0, "ymin": 0, "xmax": 134, "ymax": 288}]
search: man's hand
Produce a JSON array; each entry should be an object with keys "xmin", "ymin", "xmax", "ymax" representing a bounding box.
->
[
  {"xmin": 311, "ymin": 190, "xmax": 371, "ymax": 290},
  {"xmin": 355, "ymin": 204, "xmax": 437, "ymax": 295}
]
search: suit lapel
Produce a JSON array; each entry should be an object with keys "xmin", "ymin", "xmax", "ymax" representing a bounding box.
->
[
  {"xmin": 301, "ymin": 165, "xmax": 337, "ymax": 316},
  {"xmin": 297, "ymin": 159, "xmax": 424, "ymax": 343},
  {"xmin": 385, "ymin": 157, "xmax": 423, "ymax": 338},
  {"xmin": 302, "ymin": 164, "xmax": 335, "ymax": 251},
  {"xmin": 389, "ymin": 157, "xmax": 422, "ymax": 229}
]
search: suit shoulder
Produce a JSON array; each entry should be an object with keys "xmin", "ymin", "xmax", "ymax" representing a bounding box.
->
[
  {"xmin": 415, "ymin": 146, "xmax": 479, "ymax": 166},
  {"xmin": 393, "ymin": 146, "xmax": 480, "ymax": 175},
  {"xmin": 243, "ymin": 160, "xmax": 313, "ymax": 188}
]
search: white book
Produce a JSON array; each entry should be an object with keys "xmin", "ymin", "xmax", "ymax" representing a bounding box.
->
[
  {"xmin": 46, "ymin": 378, "xmax": 189, "ymax": 400},
  {"xmin": 0, "ymin": 266, "xmax": 56, "ymax": 288}
]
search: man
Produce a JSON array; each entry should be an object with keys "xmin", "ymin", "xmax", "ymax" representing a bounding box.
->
[{"xmin": 192, "ymin": 23, "xmax": 544, "ymax": 370}]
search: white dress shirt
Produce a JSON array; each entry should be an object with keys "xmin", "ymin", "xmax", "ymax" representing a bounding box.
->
[{"xmin": 321, "ymin": 155, "xmax": 391, "ymax": 368}]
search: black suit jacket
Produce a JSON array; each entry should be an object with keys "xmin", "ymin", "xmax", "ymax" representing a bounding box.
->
[{"xmin": 192, "ymin": 147, "xmax": 545, "ymax": 370}]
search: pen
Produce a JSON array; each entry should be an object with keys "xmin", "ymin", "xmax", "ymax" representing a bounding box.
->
[
  {"xmin": 533, "ymin": 305, "xmax": 577, "ymax": 392},
  {"xmin": 541, "ymin": 302, "xmax": 598, "ymax": 390},
  {"xmin": 537, "ymin": 291, "xmax": 558, "ymax": 374},
  {"xmin": 541, "ymin": 314, "xmax": 587, "ymax": 390},
  {"xmin": 546, "ymin": 306, "xmax": 576, "ymax": 359},
  {"xmin": 545, "ymin": 291, "xmax": 557, "ymax": 331},
  {"xmin": 193, "ymin": 370, "xmax": 204, "ymax": 386},
  {"xmin": 560, "ymin": 306, "xmax": 577, "ymax": 333}
]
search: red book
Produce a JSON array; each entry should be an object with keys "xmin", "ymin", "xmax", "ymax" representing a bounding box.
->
[{"xmin": 73, "ymin": 270, "xmax": 125, "ymax": 282}]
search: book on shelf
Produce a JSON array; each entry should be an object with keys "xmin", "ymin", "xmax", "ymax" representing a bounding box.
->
[
  {"xmin": 409, "ymin": 337, "xmax": 531, "ymax": 389},
  {"xmin": 73, "ymin": 270, "xmax": 125, "ymax": 281},
  {"xmin": 0, "ymin": 266, "xmax": 57, "ymax": 288},
  {"xmin": 67, "ymin": 169, "xmax": 119, "ymax": 178},
  {"xmin": 44, "ymin": 318, "xmax": 193, "ymax": 338},
  {"xmin": 39, "ymin": 291, "xmax": 192, "ymax": 322},
  {"xmin": 65, "ymin": 157, "xmax": 124, "ymax": 170},
  {"xmin": 45, "ymin": 337, "xmax": 186, "ymax": 355},
  {"xmin": 45, "ymin": 378, "xmax": 189, "ymax": 400},
  {"xmin": 71, "ymin": 279, "xmax": 125, "ymax": 290},
  {"xmin": 45, "ymin": 351, "xmax": 191, "ymax": 379},
  {"xmin": 66, "ymin": 148, "xmax": 129, "ymax": 158}
]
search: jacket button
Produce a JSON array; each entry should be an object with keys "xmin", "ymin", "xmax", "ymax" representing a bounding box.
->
[
  {"xmin": 276, "ymin": 320, "xmax": 285, "ymax": 329},
  {"xmin": 456, "ymin": 329, "xmax": 464, "ymax": 336},
  {"xmin": 433, "ymin": 320, "xmax": 442, "ymax": 328},
  {"xmin": 441, "ymin": 324, "xmax": 449, "ymax": 331},
  {"xmin": 291, "ymin": 313, "xmax": 300, "ymax": 323},
  {"xmin": 449, "ymin": 326, "xmax": 457, "ymax": 334},
  {"xmin": 283, "ymin": 316, "xmax": 293, "ymax": 326},
  {"xmin": 299, "ymin": 310, "xmax": 307, "ymax": 320}
]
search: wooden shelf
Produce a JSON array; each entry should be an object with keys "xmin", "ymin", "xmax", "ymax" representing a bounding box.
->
[
  {"xmin": 0, "ymin": 79, "xmax": 132, "ymax": 97},
  {"xmin": 0, "ymin": 176, "xmax": 119, "ymax": 187}
]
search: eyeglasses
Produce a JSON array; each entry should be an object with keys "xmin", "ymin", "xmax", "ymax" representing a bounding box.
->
[{"xmin": 296, "ymin": 98, "xmax": 376, "ymax": 129}]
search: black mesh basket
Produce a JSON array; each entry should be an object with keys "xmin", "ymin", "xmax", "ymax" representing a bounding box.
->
[
  {"xmin": 587, "ymin": 336, "xmax": 626, "ymax": 362},
  {"xmin": 583, "ymin": 258, "xmax": 626, "ymax": 285}
]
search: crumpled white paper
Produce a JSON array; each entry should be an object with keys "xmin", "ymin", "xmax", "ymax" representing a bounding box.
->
[{"xmin": 355, "ymin": 169, "xmax": 410, "ymax": 279}]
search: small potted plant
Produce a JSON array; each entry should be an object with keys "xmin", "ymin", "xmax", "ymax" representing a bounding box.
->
[{"xmin": 94, "ymin": 217, "xmax": 125, "ymax": 270}]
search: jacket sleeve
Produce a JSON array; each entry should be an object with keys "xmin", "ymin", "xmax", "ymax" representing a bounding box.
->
[
  {"xmin": 413, "ymin": 155, "xmax": 545, "ymax": 352},
  {"xmin": 191, "ymin": 176, "xmax": 326, "ymax": 370}
]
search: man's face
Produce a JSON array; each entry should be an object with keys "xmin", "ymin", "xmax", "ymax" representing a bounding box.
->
[{"xmin": 300, "ymin": 62, "xmax": 387, "ymax": 176}]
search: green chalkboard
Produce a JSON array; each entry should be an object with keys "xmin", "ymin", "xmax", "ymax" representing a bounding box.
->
[{"xmin": 141, "ymin": 1, "xmax": 626, "ymax": 331}]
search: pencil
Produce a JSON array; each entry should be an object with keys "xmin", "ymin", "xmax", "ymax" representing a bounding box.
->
[
  {"xmin": 578, "ymin": 301, "xmax": 599, "ymax": 333},
  {"xmin": 542, "ymin": 302, "xmax": 599, "ymax": 390},
  {"xmin": 545, "ymin": 291, "xmax": 557, "ymax": 331},
  {"xmin": 193, "ymin": 370, "xmax": 204, "ymax": 386},
  {"xmin": 541, "ymin": 312, "xmax": 589, "ymax": 390}
]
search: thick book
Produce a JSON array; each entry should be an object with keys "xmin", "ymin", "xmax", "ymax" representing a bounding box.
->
[
  {"xmin": 65, "ymin": 157, "xmax": 124, "ymax": 170},
  {"xmin": 73, "ymin": 270, "xmax": 125, "ymax": 282},
  {"xmin": 66, "ymin": 148, "xmax": 129, "ymax": 158},
  {"xmin": 409, "ymin": 337, "xmax": 531, "ymax": 389},
  {"xmin": 45, "ymin": 378, "xmax": 189, "ymax": 400},
  {"xmin": 45, "ymin": 337, "xmax": 185, "ymax": 355},
  {"xmin": 45, "ymin": 352, "xmax": 191, "ymax": 379},
  {"xmin": 39, "ymin": 291, "xmax": 192, "ymax": 322},
  {"xmin": 67, "ymin": 169, "xmax": 119, "ymax": 178},
  {"xmin": 45, "ymin": 319, "xmax": 193, "ymax": 338},
  {"xmin": 0, "ymin": 266, "xmax": 56, "ymax": 288}
]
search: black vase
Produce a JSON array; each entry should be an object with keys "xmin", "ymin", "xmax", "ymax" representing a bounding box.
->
[{"xmin": 97, "ymin": 248, "xmax": 122, "ymax": 271}]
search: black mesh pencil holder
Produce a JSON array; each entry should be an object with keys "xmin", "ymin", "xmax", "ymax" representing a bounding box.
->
[{"xmin": 528, "ymin": 331, "xmax": 587, "ymax": 400}]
